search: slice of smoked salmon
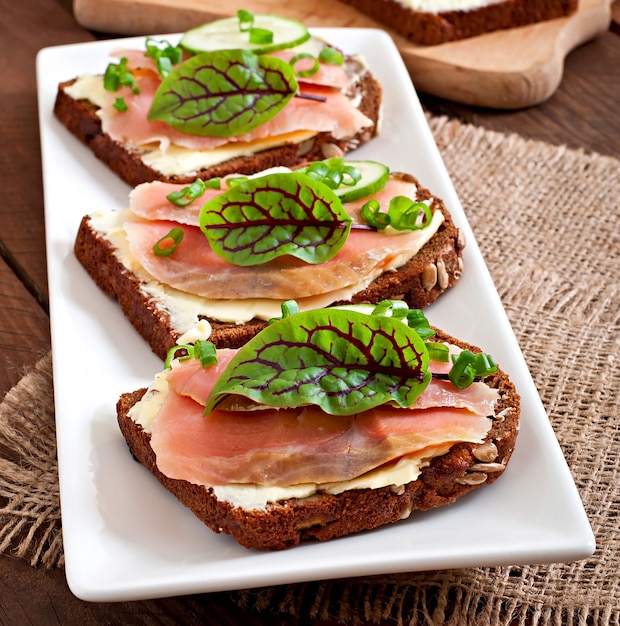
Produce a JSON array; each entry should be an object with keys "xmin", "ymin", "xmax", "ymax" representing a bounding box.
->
[
  {"xmin": 166, "ymin": 348, "xmax": 237, "ymax": 403},
  {"xmin": 123, "ymin": 177, "xmax": 444, "ymax": 301},
  {"xmin": 99, "ymin": 74, "xmax": 372, "ymax": 151},
  {"xmin": 128, "ymin": 175, "xmax": 426, "ymax": 227},
  {"xmin": 128, "ymin": 180, "xmax": 225, "ymax": 226},
  {"xmin": 147, "ymin": 352, "xmax": 495, "ymax": 487},
  {"xmin": 150, "ymin": 385, "xmax": 492, "ymax": 487}
]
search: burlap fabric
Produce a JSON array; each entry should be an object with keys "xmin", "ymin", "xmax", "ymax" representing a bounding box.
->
[{"xmin": 0, "ymin": 115, "xmax": 618, "ymax": 625}]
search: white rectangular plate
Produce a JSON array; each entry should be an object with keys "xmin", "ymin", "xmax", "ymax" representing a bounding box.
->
[{"xmin": 37, "ymin": 28, "xmax": 594, "ymax": 602}]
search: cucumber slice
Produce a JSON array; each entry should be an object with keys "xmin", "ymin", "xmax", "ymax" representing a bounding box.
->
[
  {"xmin": 180, "ymin": 14, "xmax": 311, "ymax": 55},
  {"xmin": 335, "ymin": 160, "xmax": 390, "ymax": 203}
]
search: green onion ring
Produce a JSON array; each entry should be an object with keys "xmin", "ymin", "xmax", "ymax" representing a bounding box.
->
[
  {"xmin": 449, "ymin": 350, "xmax": 478, "ymax": 389},
  {"xmin": 166, "ymin": 179, "xmax": 207, "ymax": 207},
  {"xmin": 289, "ymin": 53, "xmax": 320, "ymax": 78},
  {"xmin": 318, "ymin": 47, "xmax": 344, "ymax": 65},
  {"xmin": 237, "ymin": 9, "xmax": 254, "ymax": 32},
  {"xmin": 152, "ymin": 227, "xmax": 185, "ymax": 257},
  {"xmin": 361, "ymin": 199, "xmax": 390, "ymax": 230},
  {"xmin": 340, "ymin": 164, "xmax": 362, "ymax": 187},
  {"xmin": 164, "ymin": 344, "xmax": 191, "ymax": 369},
  {"xmin": 388, "ymin": 197, "xmax": 432, "ymax": 230}
]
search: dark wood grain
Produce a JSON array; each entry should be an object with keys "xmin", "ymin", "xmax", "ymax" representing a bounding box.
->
[
  {"xmin": 0, "ymin": 0, "xmax": 618, "ymax": 623},
  {"xmin": 0, "ymin": 0, "xmax": 95, "ymax": 305},
  {"xmin": 419, "ymin": 29, "xmax": 620, "ymax": 159},
  {"xmin": 0, "ymin": 555, "xmax": 356, "ymax": 626},
  {"xmin": 0, "ymin": 258, "xmax": 50, "ymax": 392},
  {"xmin": 0, "ymin": 0, "xmax": 95, "ymax": 394}
]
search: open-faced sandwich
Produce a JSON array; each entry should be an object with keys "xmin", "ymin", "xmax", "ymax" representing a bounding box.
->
[
  {"xmin": 339, "ymin": 0, "xmax": 578, "ymax": 45},
  {"xmin": 117, "ymin": 302, "xmax": 520, "ymax": 549},
  {"xmin": 54, "ymin": 10, "xmax": 382, "ymax": 187},
  {"xmin": 74, "ymin": 157, "xmax": 465, "ymax": 359}
]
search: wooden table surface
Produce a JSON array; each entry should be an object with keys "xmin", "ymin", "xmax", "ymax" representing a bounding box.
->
[{"xmin": 0, "ymin": 0, "xmax": 618, "ymax": 623}]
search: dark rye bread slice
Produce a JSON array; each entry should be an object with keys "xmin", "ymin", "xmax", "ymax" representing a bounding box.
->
[
  {"xmin": 339, "ymin": 0, "xmax": 577, "ymax": 45},
  {"xmin": 116, "ymin": 328, "xmax": 520, "ymax": 550},
  {"xmin": 74, "ymin": 172, "xmax": 465, "ymax": 360},
  {"xmin": 53, "ymin": 56, "xmax": 382, "ymax": 188}
]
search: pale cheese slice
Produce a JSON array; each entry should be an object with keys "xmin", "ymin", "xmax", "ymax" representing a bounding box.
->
[{"xmin": 89, "ymin": 208, "xmax": 444, "ymax": 328}]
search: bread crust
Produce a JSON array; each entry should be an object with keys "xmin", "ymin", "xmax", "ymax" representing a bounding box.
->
[
  {"xmin": 339, "ymin": 0, "xmax": 578, "ymax": 45},
  {"xmin": 116, "ymin": 328, "xmax": 520, "ymax": 550},
  {"xmin": 53, "ymin": 56, "xmax": 382, "ymax": 188},
  {"xmin": 74, "ymin": 174, "xmax": 464, "ymax": 360}
]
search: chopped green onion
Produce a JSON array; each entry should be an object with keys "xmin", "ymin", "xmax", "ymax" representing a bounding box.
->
[
  {"xmin": 449, "ymin": 350, "xmax": 498, "ymax": 389},
  {"xmin": 152, "ymin": 227, "xmax": 185, "ymax": 257},
  {"xmin": 427, "ymin": 342, "xmax": 449, "ymax": 363},
  {"xmin": 280, "ymin": 300, "xmax": 300, "ymax": 318},
  {"xmin": 269, "ymin": 299, "xmax": 300, "ymax": 324},
  {"xmin": 301, "ymin": 161, "xmax": 338, "ymax": 188},
  {"xmin": 473, "ymin": 352, "xmax": 498, "ymax": 378},
  {"xmin": 249, "ymin": 27, "xmax": 274, "ymax": 45},
  {"xmin": 236, "ymin": 7, "xmax": 273, "ymax": 44},
  {"xmin": 289, "ymin": 53, "xmax": 320, "ymax": 77},
  {"xmin": 449, "ymin": 350, "xmax": 477, "ymax": 389},
  {"xmin": 299, "ymin": 158, "xmax": 361, "ymax": 191},
  {"xmin": 389, "ymin": 300, "xmax": 410, "ymax": 320},
  {"xmin": 157, "ymin": 56, "xmax": 173, "ymax": 78},
  {"xmin": 371, "ymin": 299, "xmax": 408, "ymax": 320},
  {"xmin": 166, "ymin": 179, "xmax": 207, "ymax": 206},
  {"xmin": 311, "ymin": 163, "xmax": 342, "ymax": 188},
  {"xmin": 361, "ymin": 196, "xmax": 432, "ymax": 231},
  {"xmin": 371, "ymin": 301, "xmax": 391, "ymax": 317},
  {"xmin": 318, "ymin": 47, "xmax": 343, "ymax": 65},
  {"xmin": 204, "ymin": 177, "xmax": 222, "ymax": 189},
  {"xmin": 112, "ymin": 97, "xmax": 128, "ymax": 112},
  {"xmin": 361, "ymin": 199, "xmax": 390, "ymax": 230},
  {"xmin": 389, "ymin": 197, "xmax": 432, "ymax": 230},
  {"xmin": 225, "ymin": 176, "xmax": 249, "ymax": 188},
  {"xmin": 237, "ymin": 9, "xmax": 254, "ymax": 32},
  {"xmin": 340, "ymin": 164, "xmax": 362, "ymax": 187},
  {"xmin": 164, "ymin": 340, "xmax": 217, "ymax": 369},
  {"xmin": 406, "ymin": 308, "xmax": 429, "ymax": 330},
  {"xmin": 406, "ymin": 308, "xmax": 436, "ymax": 340},
  {"xmin": 164, "ymin": 344, "xmax": 190, "ymax": 369},
  {"xmin": 193, "ymin": 339, "xmax": 218, "ymax": 368},
  {"xmin": 145, "ymin": 37, "xmax": 183, "ymax": 78},
  {"xmin": 145, "ymin": 37, "xmax": 183, "ymax": 63},
  {"xmin": 103, "ymin": 57, "xmax": 140, "ymax": 94}
]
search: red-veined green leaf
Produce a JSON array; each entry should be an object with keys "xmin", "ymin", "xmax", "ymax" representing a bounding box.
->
[
  {"xmin": 148, "ymin": 49, "xmax": 298, "ymax": 137},
  {"xmin": 204, "ymin": 308, "xmax": 431, "ymax": 416},
  {"xmin": 199, "ymin": 171, "xmax": 352, "ymax": 266}
]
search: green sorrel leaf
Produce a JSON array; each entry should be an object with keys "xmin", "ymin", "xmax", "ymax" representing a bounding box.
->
[
  {"xmin": 148, "ymin": 49, "xmax": 298, "ymax": 137},
  {"xmin": 199, "ymin": 171, "xmax": 352, "ymax": 266},
  {"xmin": 204, "ymin": 308, "xmax": 431, "ymax": 416}
]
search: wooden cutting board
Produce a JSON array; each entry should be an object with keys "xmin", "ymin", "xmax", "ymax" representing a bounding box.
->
[{"xmin": 73, "ymin": 0, "xmax": 611, "ymax": 109}]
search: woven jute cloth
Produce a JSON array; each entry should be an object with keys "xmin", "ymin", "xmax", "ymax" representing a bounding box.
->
[{"xmin": 1, "ymin": 115, "xmax": 618, "ymax": 625}]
